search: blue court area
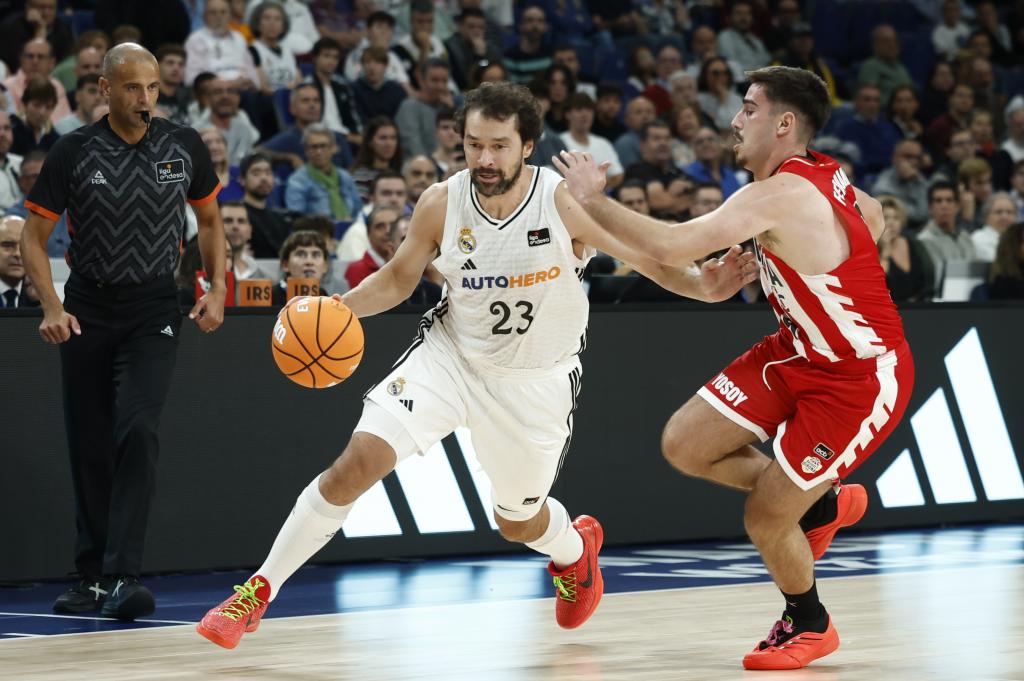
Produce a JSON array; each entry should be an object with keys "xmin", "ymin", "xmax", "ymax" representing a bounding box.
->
[{"xmin": 2, "ymin": 524, "xmax": 1022, "ymax": 640}]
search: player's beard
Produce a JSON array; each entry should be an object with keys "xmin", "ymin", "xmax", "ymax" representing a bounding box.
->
[{"xmin": 471, "ymin": 161, "xmax": 523, "ymax": 197}]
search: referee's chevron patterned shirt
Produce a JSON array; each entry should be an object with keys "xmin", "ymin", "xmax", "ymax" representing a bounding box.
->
[{"xmin": 26, "ymin": 115, "xmax": 221, "ymax": 285}]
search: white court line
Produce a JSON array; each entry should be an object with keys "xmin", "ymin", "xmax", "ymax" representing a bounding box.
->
[
  {"xmin": 0, "ymin": 562, "xmax": 1019, "ymax": 643},
  {"xmin": 0, "ymin": 612, "xmax": 191, "ymax": 625}
]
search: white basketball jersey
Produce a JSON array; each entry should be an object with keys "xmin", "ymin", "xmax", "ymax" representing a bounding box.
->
[{"xmin": 432, "ymin": 166, "xmax": 593, "ymax": 371}]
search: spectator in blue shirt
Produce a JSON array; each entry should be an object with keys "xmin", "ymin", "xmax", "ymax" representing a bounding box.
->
[
  {"xmin": 285, "ymin": 124, "xmax": 362, "ymax": 221},
  {"xmin": 683, "ymin": 128, "xmax": 743, "ymax": 199},
  {"xmin": 834, "ymin": 84, "xmax": 901, "ymax": 180},
  {"xmin": 259, "ymin": 83, "xmax": 353, "ymax": 172}
]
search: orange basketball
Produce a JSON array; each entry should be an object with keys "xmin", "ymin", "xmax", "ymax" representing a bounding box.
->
[{"xmin": 271, "ymin": 296, "xmax": 364, "ymax": 388}]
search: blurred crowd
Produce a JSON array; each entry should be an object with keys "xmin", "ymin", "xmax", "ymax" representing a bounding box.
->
[{"xmin": 1, "ymin": 0, "xmax": 1023, "ymax": 311}]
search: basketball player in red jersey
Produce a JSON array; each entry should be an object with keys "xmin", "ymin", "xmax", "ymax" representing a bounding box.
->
[{"xmin": 555, "ymin": 66, "xmax": 914, "ymax": 670}]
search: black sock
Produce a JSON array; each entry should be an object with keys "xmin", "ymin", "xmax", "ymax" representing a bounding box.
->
[
  {"xmin": 781, "ymin": 582, "xmax": 827, "ymax": 631},
  {"xmin": 798, "ymin": 487, "xmax": 838, "ymax": 532}
]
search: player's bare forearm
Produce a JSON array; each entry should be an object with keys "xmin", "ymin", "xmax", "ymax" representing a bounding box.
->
[
  {"xmin": 20, "ymin": 214, "xmax": 62, "ymax": 312},
  {"xmin": 578, "ymin": 193, "xmax": 679, "ymax": 262},
  {"xmin": 644, "ymin": 262, "xmax": 709, "ymax": 301}
]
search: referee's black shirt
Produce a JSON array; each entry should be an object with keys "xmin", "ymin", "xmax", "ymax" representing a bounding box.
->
[{"xmin": 26, "ymin": 115, "xmax": 221, "ymax": 285}]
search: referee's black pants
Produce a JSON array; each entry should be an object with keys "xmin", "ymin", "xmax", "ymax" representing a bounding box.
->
[{"xmin": 60, "ymin": 272, "xmax": 181, "ymax": 579}]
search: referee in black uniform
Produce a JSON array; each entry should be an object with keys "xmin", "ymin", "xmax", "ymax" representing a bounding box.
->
[{"xmin": 20, "ymin": 44, "xmax": 227, "ymax": 621}]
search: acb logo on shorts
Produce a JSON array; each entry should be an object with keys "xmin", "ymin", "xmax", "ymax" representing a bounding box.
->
[
  {"xmin": 386, "ymin": 377, "xmax": 406, "ymax": 396},
  {"xmin": 813, "ymin": 443, "xmax": 835, "ymax": 460}
]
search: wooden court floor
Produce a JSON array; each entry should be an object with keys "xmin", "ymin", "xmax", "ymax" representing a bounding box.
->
[{"xmin": 3, "ymin": 564, "xmax": 1021, "ymax": 681}]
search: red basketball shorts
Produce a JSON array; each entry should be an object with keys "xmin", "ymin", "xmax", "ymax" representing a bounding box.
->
[{"xmin": 697, "ymin": 332, "xmax": 915, "ymax": 490}]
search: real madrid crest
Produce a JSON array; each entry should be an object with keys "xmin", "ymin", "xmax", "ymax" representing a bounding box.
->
[
  {"xmin": 458, "ymin": 227, "xmax": 477, "ymax": 254},
  {"xmin": 386, "ymin": 377, "xmax": 406, "ymax": 396}
]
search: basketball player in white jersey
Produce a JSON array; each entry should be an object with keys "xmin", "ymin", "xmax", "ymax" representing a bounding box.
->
[{"xmin": 197, "ymin": 82, "xmax": 757, "ymax": 649}]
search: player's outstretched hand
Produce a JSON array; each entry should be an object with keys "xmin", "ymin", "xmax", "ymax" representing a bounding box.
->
[
  {"xmin": 697, "ymin": 244, "xmax": 759, "ymax": 302},
  {"xmin": 552, "ymin": 150, "xmax": 610, "ymax": 205},
  {"xmin": 190, "ymin": 285, "xmax": 226, "ymax": 333}
]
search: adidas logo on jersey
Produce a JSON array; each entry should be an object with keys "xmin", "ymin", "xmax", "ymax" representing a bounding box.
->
[
  {"xmin": 461, "ymin": 259, "xmax": 478, "ymax": 271},
  {"xmin": 91, "ymin": 171, "xmax": 107, "ymax": 185},
  {"xmin": 462, "ymin": 266, "xmax": 561, "ymax": 290},
  {"xmin": 399, "ymin": 399, "xmax": 414, "ymax": 412}
]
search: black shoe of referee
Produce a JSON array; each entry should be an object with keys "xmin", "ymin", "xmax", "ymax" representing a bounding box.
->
[
  {"xmin": 100, "ymin": 576, "xmax": 155, "ymax": 621},
  {"xmin": 53, "ymin": 578, "xmax": 110, "ymax": 614}
]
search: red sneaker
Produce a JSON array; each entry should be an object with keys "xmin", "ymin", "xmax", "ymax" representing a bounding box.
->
[
  {"xmin": 548, "ymin": 515, "xmax": 604, "ymax": 629},
  {"xmin": 742, "ymin": 615, "xmax": 840, "ymax": 670},
  {"xmin": 196, "ymin": 576, "xmax": 271, "ymax": 649},
  {"xmin": 805, "ymin": 483, "xmax": 868, "ymax": 560}
]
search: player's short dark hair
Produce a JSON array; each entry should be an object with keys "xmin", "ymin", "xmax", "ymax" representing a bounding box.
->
[
  {"xmin": 279, "ymin": 230, "xmax": 328, "ymax": 264},
  {"xmin": 312, "ymin": 37, "xmax": 342, "ymax": 56},
  {"xmin": 155, "ymin": 43, "xmax": 186, "ymax": 62},
  {"xmin": 22, "ymin": 77, "xmax": 57, "ymax": 107},
  {"xmin": 76, "ymin": 73, "xmax": 100, "ymax": 90},
  {"xmin": 456, "ymin": 81, "xmax": 542, "ymax": 146},
  {"xmin": 366, "ymin": 11, "xmax": 396, "ymax": 28},
  {"xmin": 371, "ymin": 169, "xmax": 405, "ymax": 195},
  {"xmin": 240, "ymin": 151, "xmax": 273, "ymax": 176},
  {"xmin": 928, "ymin": 179, "xmax": 959, "ymax": 203},
  {"xmin": 640, "ymin": 119, "xmax": 670, "ymax": 141},
  {"xmin": 745, "ymin": 65, "xmax": 831, "ymax": 139}
]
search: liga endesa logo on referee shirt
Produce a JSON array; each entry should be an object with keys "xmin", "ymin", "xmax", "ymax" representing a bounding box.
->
[{"xmin": 155, "ymin": 159, "xmax": 186, "ymax": 183}]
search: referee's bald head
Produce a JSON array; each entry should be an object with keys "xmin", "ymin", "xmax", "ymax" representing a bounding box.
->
[{"xmin": 102, "ymin": 43, "xmax": 158, "ymax": 80}]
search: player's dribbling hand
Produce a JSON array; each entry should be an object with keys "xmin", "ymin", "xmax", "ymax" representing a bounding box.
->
[
  {"xmin": 697, "ymin": 244, "xmax": 759, "ymax": 302},
  {"xmin": 552, "ymin": 150, "xmax": 610, "ymax": 205},
  {"xmin": 190, "ymin": 285, "xmax": 226, "ymax": 333},
  {"xmin": 39, "ymin": 308, "xmax": 81, "ymax": 344}
]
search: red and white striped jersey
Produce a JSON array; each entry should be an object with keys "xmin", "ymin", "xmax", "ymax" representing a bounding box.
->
[{"xmin": 754, "ymin": 150, "xmax": 906, "ymax": 366}]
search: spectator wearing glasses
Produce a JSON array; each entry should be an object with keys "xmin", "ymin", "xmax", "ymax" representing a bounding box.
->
[
  {"xmin": 285, "ymin": 123, "xmax": 362, "ymax": 221},
  {"xmin": 3, "ymin": 38, "xmax": 72, "ymax": 124},
  {"xmin": 696, "ymin": 57, "xmax": 743, "ymax": 133}
]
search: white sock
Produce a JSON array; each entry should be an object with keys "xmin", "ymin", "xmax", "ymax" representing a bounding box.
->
[
  {"xmin": 253, "ymin": 474, "xmax": 352, "ymax": 601},
  {"xmin": 525, "ymin": 497, "xmax": 584, "ymax": 570}
]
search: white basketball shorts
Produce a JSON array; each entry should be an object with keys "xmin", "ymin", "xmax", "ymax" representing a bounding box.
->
[{"xmin": 357, "ymin": 319, "xmax": 582, "ymax": 521}]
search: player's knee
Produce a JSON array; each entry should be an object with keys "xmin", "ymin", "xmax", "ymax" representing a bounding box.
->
[
  {"xmin": 661, "ymin": 413, "xmax": 702, "ymax": 475},
  {"xmin": 321, "ymin": 434, "xmax": 395, "ymax": 501},
  {"xmin": 743, "ymin": 491, "xmax": 785, "ymax": 539}
]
